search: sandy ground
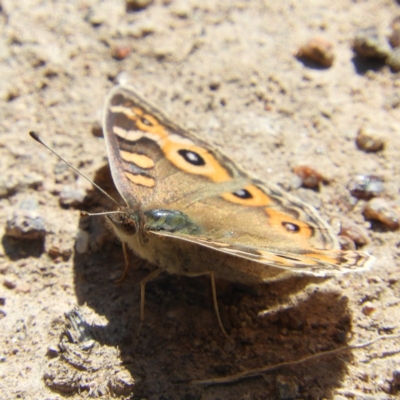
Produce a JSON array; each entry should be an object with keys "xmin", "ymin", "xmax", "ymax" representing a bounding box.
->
[{"xmin": 1, "ymin": 0, "xmax": 400, "ymax": 399}]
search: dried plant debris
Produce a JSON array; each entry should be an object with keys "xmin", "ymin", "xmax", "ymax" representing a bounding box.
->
[
  {"xmin": 44, "ymin": 309, "xmax": 136, "ymax": 397},
  {"xmin": 191, "ymin": 334, "xmax": 400, "ymax": 386}
]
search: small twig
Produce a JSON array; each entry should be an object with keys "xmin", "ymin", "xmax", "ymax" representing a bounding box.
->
[{"xmin": 191, "ymin": 333, "xmax": 400, "ymax": 386}]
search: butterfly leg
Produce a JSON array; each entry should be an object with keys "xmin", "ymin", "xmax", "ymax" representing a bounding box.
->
[
  {"xmin": 136, "ymin": 268, "xmax": 163, "ymax": 338},
  {"xmin": 116, "ymin": 242, "xmax": 147, "ymax": 283},
  {"xmin": 115, "ymin": 242, "xmax": 131, "ymax": 283},
  {"xmin": 185, "ymin": 271, "xmax": 232, "ymax": 342}
]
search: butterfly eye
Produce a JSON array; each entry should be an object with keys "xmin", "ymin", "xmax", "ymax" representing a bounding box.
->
[
  {"xmin": 232, "ymin": 189, "xmax": 253, "ymax": 199},
  {"xmin": 178, "ymin": 149, "xmax": 205, "ymax": 166},
  {"xmin": 282, "ymin": 221, "xmax": 300, "ymax": 232}
]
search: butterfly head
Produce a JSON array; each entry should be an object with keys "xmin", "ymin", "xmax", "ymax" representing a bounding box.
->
[{"xmin": 106, "ymin": 210, "xmax": 140, "ymax": 238}]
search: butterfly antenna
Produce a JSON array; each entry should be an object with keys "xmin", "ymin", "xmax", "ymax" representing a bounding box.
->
[
  {"xmin": 29, "ymin": 131, "xmax": 123, "ymax": 208},
  {"xmin": 80, "ymin": 210, "xmax": 124, "ymax": 217}
]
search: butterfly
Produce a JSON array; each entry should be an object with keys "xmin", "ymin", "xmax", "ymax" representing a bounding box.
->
[{"xmin": 98, "ymin": 85, "xmax": 374, "ymax": 338}]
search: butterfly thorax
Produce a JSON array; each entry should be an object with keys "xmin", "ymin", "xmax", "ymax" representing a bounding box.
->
[{"xmin": 107, "ymin": 209, "xmax": 200, "ymax": 237}]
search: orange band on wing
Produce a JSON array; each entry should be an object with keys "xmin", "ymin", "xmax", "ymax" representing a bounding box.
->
[
  {"xmin": 120, "ymin": 151, "xmax": 155, "ymax": 169},
  {"xmin": 125, "ymin": 172, "xmax": 155, "ymax": 187},
  {"xmin": 258, "ymin": 251, "xmax": 306, "ymax": 266},
  {"xmin": 303, "ymin": 252, "xmax": 338, "ymax": 265}
]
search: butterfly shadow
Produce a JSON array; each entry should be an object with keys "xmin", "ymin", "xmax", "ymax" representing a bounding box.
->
[
  {"xmin": 69, "ymin": 233, "xmax": 358, "ymax": 398},
  {"xmin": 54, "ymin": 164, "xmax": 358, "ymax": 398}
]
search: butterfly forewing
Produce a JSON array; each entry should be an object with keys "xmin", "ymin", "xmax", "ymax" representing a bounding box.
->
[{"xmin": 104, "ymin": 86, "xmax": 251, "ymax": 208}]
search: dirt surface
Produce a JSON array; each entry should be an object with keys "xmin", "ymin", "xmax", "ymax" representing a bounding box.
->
[{"xmin": 1, "ymin": 1, "xmax": 400, "ymax": 399}]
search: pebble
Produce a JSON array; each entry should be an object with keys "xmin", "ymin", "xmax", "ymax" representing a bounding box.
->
[
  {"xmin": 362, "ymin": 302, "xmax": 376, "ymax": 316},
  {"xmin": 208, "ymin": 76, "xmax": 221, "ymax": 91},
  {"xmin": 355, "ymin": 127, "xmax": 385, "ymax": 152},
  {"xmin": 347, "ymin": 175, "xmax": 384, "ymax": 200},
  {"xmin": 85, "ymin": 8, "xmax": 106, "ymax": 27},
  {"xmin": 338, "ymin": 235, "xmax": 356, "ymax": 251},
  {"xmin": 6, "ymin": 86, "xmax": 20, "ymax": 102},
  {"xmin": 336, "ymin": 217, "xmax": 370, "ymax": 246},
  {"xmin": 363, "ymin": 198, "xmax": 400, "ymax": 230},
  {"xmin": 109, "ymin": 370, "xmax": 136, "ymax": 396},
  {"xmin": 275, "ymin": 375, "xmax": 299, "ymax": 400},
  {"xmin": 126, "ymin": 0, "xmax": 153, "ymax": 11},
  {"xmin": 85, "ymin": 217, "xmax": 113, "ymax": 252},
  {"xmin": 53, "ymin": 161, "xmax": 69, "ymax": 176},
  {"xmin": 293, "ymin": 165, "xmax": 326, "ymax": 189},
  {"xmin": 91, "ymin": 121, "xmax": 103, "ymax": 137},
  {"xmin": 111, "ymin": 45, "xmax": 131, "ymax": 60},
  {"xmin": 0, "ymin": 175, "xmax": 18, "ymax": 198},
  {"xmin": 19, "ymin": 172, "xmax": 44, "ymax": 190},
  {"xmin": 237, "ymin": 327, "xmax": 256, "ymax": 344},
  {"xmin": 387, "ymin": 47, "xmax": 400, "ymax": 72},
  {"xmin": 6, "ymin": 210, "xmax": 47, "ymax": 240},
  {"xmin": 115, "ymin": 71, "xmax": 131, "ymax": 86},
  {"xmin": 295, "ymin": 37, "xmax": 335, "ymax": 67},
  {"xmin": 19, "ymin": 197, "xmax": 39, "ymax": 211},
  {"xmin": 3, "ymin": 278, "xmax": 17, "ymax": 289},
  {"xmin": 148, "ymin": 41, "xmax": 177, "ymax": 60},
  {"xmin": 48, "ymin": 244, "xmax": 72, "ymax": 261},
  {"xmin": 353, "ymin": 27, "xmax": 391, "ymax": 59},
  {"xmin": 389, "ymin": 16, "xmax": 400, "ymax": 48},
  {"xmin": 0, "ymin": 172, "xmax": 43, "ymax": 198},
  {"xmin": 125, "ymin": 21, "xmax": 157, "ymax": 38},
  {"xmin": 15, "ymin": 282, "xmax": 31, "ymax": 293},
  {"xmin": 170, "ymin": 2, "xmax": 192, "ymax": 18},
  {"xmin": 59, "ymin": 185, "xmax": 86, "ymax": 208},
  {"xmin": 47, "ymin": 346, "xmax": 59, "ymax": 358},
  {"xmin": 75, "ymin": 229, "xmax": 90, "ymax": 254},
  {"xmin": 392, "ymin": 369, "xmax": 400, "ymax": 387}
]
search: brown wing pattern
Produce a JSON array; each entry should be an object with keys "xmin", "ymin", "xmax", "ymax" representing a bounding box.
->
[{"xmin": 103, "ymin": 85, "xmax": 374, "ymax": 273}]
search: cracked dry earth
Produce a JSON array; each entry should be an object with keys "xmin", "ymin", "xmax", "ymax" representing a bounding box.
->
[{"xmin": 1, "ymin": 0, "xmax": 400, "ymax": 399}]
